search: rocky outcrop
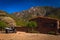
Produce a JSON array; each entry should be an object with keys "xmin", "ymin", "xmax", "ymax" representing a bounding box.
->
[
  {"xmin": 13, "ymin": 6, "xmax": 60, "ymax": 20},
  {"xmin": 0, "ymin": 17, "xmax": 16, "ymax": 27},
  {"xmin": 0, "ymin": 10, "xmax": 8, "ymax": 16}
]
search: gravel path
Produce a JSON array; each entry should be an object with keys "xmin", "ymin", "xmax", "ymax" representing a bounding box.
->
[{"xmin": 0, "ymin": 32, "xmax": 60, "ymax": 40}]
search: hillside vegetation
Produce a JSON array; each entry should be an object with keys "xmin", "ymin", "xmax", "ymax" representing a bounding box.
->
[
  {"xmin": 0, "ymin": 6, "xmax": 60, "ymax": 26},
  {"xmin": 0, "ymin": 10, "xmax": 16, "ymax": 27}
]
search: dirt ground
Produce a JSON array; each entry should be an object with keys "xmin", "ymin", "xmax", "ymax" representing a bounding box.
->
[{"xmin": 0, "ymin": 31, "xmax": 60, "ymax": 40}]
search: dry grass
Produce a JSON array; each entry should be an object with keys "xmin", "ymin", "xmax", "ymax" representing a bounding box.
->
[{"xmin": 0, "ymin": 31, "xmax": 60, "ymax": 40}]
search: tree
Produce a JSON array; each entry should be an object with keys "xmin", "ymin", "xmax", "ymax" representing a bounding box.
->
[
  {"xmin": 26, "ymin": 21, "xmax": 37, "ymax": 32},
  {"xmin": 0, "ymin": 21, "xmax": 7, "ymax": 31}
]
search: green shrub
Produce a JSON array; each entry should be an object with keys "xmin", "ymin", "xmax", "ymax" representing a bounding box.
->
[
  {"xmin": 0, "ymin": 21, "xmax": 7, "ymax": 29},
  {"xmin": 26, "ymin": 21, "xmax": 37, "ymax": 32},
  {"xmin": 26, "ymin": 21, "xmax": 37, "ymax": 28}
]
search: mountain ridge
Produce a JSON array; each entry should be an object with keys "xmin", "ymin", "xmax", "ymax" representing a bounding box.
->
[{"xmin": 0, "ymin": 6, "xmax": 60, "ymax": 26}]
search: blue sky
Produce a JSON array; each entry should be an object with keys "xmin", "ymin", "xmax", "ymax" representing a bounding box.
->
[{"xmin": 0, "ymin": 0, "xmax": 60, "ymax": 13}]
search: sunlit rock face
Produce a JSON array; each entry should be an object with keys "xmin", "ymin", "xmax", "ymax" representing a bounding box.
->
[
  {"xmin": 1, "ymin": 17, "xmax": 16, "ymax": 27},
  {"xmin": 29, "ymin": 7, "xmax": 46, "ymax": 16},
  {"xmin": 13, "ymin": 6, "xmax": 47, "ymax": 19},
  {"xmin": 0, "ymin": 10, "xmax": 16, "ymax": 27}
]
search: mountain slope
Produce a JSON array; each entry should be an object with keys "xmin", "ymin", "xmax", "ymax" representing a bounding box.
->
[
  {"xmin": 0, "ymin": 6, "xmax": 60, "ymax": 26},
  {"xmin": 0, "ymin": 10, "xmax": 16, "ymax": 27},
  {"xmin": 13, "ymin": 6, "xmax": 60, "ymax": 19}
]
